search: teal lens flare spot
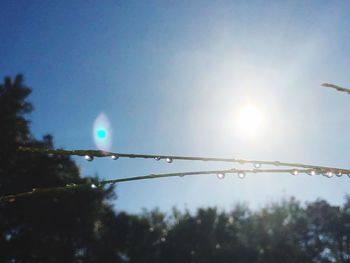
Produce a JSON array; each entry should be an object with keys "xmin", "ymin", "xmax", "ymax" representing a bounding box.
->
[
  {"xmin": 97, "ymin": 129, "xmax": 107, "ymax": 139},
  {"xmin": 93, "ymin": 112, "xmax": 112, "ymax": 151}
]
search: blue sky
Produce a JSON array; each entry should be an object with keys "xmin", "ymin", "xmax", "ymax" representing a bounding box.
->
[{"xmin": 1, "ymin": 1, "xmax": 350, "ymax": 213}]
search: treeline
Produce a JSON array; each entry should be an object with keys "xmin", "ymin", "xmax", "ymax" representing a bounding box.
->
[
  {"xmin": 116, "ymin": 197, "xmax": 350, "ymax": 263},
  {"xmin": 1, "ymin": 75, "xmax": 350, "ymax": 263}
]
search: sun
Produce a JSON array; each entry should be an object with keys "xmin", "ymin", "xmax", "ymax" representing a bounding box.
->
[{"xmin": 236, "ymin": 104, "xmax": 265, "ymax": 138}]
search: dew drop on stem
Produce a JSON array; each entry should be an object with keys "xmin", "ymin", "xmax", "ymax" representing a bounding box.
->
[{"xmin": 85, "ymin": 155, "xmax": 93, "ymax": 162}]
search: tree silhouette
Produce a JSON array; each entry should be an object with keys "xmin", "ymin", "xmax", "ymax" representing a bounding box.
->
[{"xmin": 0, "ymin": 75, "xmax": 121, "ymax": 263}]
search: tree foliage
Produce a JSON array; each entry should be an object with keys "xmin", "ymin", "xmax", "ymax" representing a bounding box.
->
[{"xmin": 0, "ymin": 75, "xmax": 121, "ymax": 263}]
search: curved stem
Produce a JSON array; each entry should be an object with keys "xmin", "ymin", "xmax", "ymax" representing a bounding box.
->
[
  {"xmin": 0, "ymin": 168, "xmax": 343, "ymax": 204},
  {"xmin": 321, "ymin": 83, "xmax": 350, "ymax": 94},
  {"xmin": 17, "ymin": 147, "xmax": 350, "ymax": 173}
]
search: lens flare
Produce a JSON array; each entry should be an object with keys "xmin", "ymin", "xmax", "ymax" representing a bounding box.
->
[
  {"xmin": 97, "ymin": 129, "xmax": 107, "ymax": 139},
  {"xmin": 93, "ymin": 112, "xmax": 112, "ymax": 151}
]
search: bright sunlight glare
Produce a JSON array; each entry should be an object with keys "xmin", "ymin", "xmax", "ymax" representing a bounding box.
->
[{"xmin": 236, "ymin": 104, "xmax": 265, "ymax": 138}]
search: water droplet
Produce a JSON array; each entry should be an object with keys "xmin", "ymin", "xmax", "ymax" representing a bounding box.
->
[
  {"xmin": 336, "ymin": 172, "xmax": 343, "ymax": 177},
  {"xmin": 324, "ymin": 171, "xmax": 334, "ymax": 178},
  {"xmin": 91, "ymin": 184, "xmax": 97, "ymax": 189},
  {"xmin": 190, "ymin": 250, "xmax": 196, "ymax": 256},
  {"xmin": 291, "ymin": 170, "xmax": 298, "ymax": 176},
  {"xmin": 85, "ymin": 155, "xmax": 93, "ymax": 162},
  {"xmin": 215, "ymin": 243, "xmax": 221, "ymax": 249},
  {"xmin": 254, "ymin": 163, "xmax": 261, "ymax": 168},
  {"xmin": 308, "ymin": 170, "xmax": 316, "ymax": 176},
  {"xmin": 149, "ymin": 227, "xmax": 154, "ymax": 232},
  {"xmin": 238, "ymin": 171, "xmax": 246, "ymax": 179},
  {"xmin": 111, "ymin": 155, "xmax": 119, "ymax": 160},
  {"xmin": 155, "ymin": 157, "xmax": 161, "ymax": 161},
  {"xmin": 166, "ymin": 157, "xmax": 173, "ymax": 163},
  {"xmin": 160, "ymin": 237, "xmax": 166, "ymax": 242},
  {"xmin": 217, "ymin": 173, "xmax": 225, "ymax": 179}
]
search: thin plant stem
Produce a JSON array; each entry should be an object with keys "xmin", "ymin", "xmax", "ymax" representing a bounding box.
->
[
  {"xmin": 0, "ymin": 168, "xmax": 346, "ymax": 204},
  {"xmin": 321, "ymin": 83, "xmax": 350, "ymax": 94},
  {"xmin": 17, "ymin": 147, "xmax": 350, "ymax": 173}
]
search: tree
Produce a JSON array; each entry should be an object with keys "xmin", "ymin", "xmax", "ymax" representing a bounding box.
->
[{"xmin": 0, "ymin": 75, "xmax": 121, "ymax": 263}]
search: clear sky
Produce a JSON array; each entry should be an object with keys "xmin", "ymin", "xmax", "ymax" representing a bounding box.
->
[{"xmin": 1, "ymin": 0, "xmax": 350, "ymax": 213}]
